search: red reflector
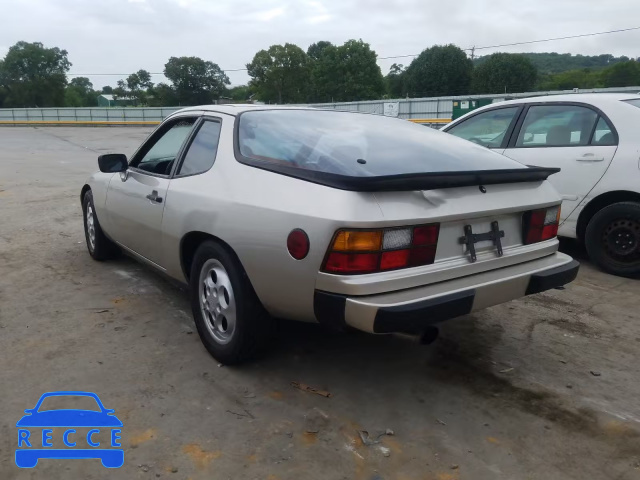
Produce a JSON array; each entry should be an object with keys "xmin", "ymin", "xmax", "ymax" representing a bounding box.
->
[
  {"xmin": 287, "ymin": 229, "xmax": 309, "ymax": 260},
  {"xmin": 324, "ymin": 252, "xmax": 380, "ymax": 274},
  {"xmin": 542, "ymin": 224, "xmax": 558, "ymax": 240},
  {"xmin": 380, "ymin": 249, "xmax": 410, "ymax": 270},
  {"xmin": 408, "ymin": 245, "xmax": 437, "ymax": 266},
  {"xmin": 413, "ymin": 224, "xmax": 440, "ymax": 246}
]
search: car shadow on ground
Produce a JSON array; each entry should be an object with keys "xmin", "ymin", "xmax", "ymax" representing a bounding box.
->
[{"xmin": 113, "ymin": 241, "xmax": 610, "ymax": 439}]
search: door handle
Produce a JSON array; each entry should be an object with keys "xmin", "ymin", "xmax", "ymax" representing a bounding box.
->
[
  {"xmin": 576, "ymin": 153, "xmax": 605, "ymax": 162},
  {"xmin": 146, "ymin": 190, "xmax": 163, "ymax": 203}
]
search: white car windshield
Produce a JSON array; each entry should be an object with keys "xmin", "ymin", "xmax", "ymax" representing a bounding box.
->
[{"xmin": 237, "ymin": 109, "xmax": 524, "ymax": 177}]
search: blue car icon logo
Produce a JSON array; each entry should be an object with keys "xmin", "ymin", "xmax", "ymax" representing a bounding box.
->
[{"xmin": 16, "ymin": 391, "xmax": 123, "ymax": 468}]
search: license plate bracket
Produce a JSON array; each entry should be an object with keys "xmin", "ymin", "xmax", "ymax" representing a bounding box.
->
[{"xmin": 459, "ymin": 221, "xmax": 505, "ymax": 262}]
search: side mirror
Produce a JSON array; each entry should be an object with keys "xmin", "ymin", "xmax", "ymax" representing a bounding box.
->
[{"xmin": 98, "ymin": 154, "xmax": 128, "ymax": 173}]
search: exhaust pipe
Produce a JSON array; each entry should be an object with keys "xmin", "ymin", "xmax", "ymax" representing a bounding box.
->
[{"xmin": 419, "ymin": 326, "xmax": 440, "ymax": 345}]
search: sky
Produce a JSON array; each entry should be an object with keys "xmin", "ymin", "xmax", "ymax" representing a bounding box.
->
[{"xmin": 0, "ymin": 0, "xmax": 639, "ymax": 89}]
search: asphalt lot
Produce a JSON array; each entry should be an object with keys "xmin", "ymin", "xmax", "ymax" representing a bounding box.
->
[{"xmin": 1, "ymin": 126, "xmax": 639, "ymax": 480}]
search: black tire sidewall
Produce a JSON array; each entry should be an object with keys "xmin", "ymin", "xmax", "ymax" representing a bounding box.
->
[
  {"xmin": 189, "ymin": 241, "xmax": 270, "ymax": 364},
  {"xmin": 585, "ymin": 202, "xmax": 640, "ymax": 277},
  {"xmin": 83, "ymin": 191, "xmax": 103, "ymax": 260},
  {"xmin": 83, "ymin": 190, "xmax": 117, "ymax": 261}
]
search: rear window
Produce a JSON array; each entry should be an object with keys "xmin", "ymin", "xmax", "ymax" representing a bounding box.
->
[
  {"xmin": 623, "ymin": 99, "xmax": 640, "ymax": 108},
  {"xmin": 237, "ymin": 110, "xmax": 523, "ymax": 178}
]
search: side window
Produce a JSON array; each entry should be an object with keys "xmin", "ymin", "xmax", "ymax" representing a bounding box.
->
[
  {"xmin": 131, "ymin": 118, "xmax": 196, "ymax": 175},
  {"xmin": 515, "ymin": 105, "xmax": 598, "ymax": 148},
  {"xmin": 591, "ymin": 116, "xmax": 617, "ymax": 146},
  {"xmin": 176, "ymin": 120, "xmax": 222, "ymax": 176},
  {"xmin": 446, "ymin": 107, "xmax": 519, "ymax": 148}
]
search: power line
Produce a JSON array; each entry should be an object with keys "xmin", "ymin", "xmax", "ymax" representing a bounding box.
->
[
  {"xmin": 68, "ymin": 25, "xmax": 640, "ymax": 77},
  {"xmin": 378, "ymin": 26, "xmax": 640, "ymax": 60},
  {"xmin": 67, "ymin": 67, "xmax": 248, "ymax": 76},
  {"xmin": 473, "ymin": 26, "xmax": 640, "ymax": 51}
]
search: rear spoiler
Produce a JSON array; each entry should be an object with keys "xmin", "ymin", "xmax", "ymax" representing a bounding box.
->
[
  {"xmin": 243, "ymin": 161, "xmax": 561, "ymax": 192},
  {"xmin": 329, "ymin": 167, "xmax": 561, "ymax": 192}
]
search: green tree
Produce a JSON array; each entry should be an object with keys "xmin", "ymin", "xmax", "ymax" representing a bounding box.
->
[
  {"xmin": 404, "ymin": 44, "xmax": 472, "ymax": 97},
  {"xmin": 247, "ymin": 43, "xmax": 310, "ymax": 103},
  {"xmin": 602, "ymin": 61, "xmax": 640, "ymax": 87},
  {"xmin": 485, "ymin": 52, "xmax": 632, "ymax": 75},
  {"xmin": 471, "ymin": 53, "xmax": 537, "ymax": 94},
  {"xmin": 226, "ymin": 85, "xmax": 251, "ymax": 101},
  {"xmin": 148, "ymin": 82, "xmax": 178, "ymax": 107},
  {"xmin": 0, "ymin": 41, "xmax": 71, "ymax": 107},
  {"xmin": 536, "ymin": 69, "xmax": 603, "ymax": 90},
  {"xmin": 307, "ymin": 41, "xmax": 332, "ymax": 61},
  {"xmin": 126, "ymin": 69, "xmax": 154, "ymax": 105},
  {"xmin": 101, "ymin": 86, "xmax": 113, "ymax": 94},
  {"xmin": 164, "ymin": 56, "xmax": 229, "ymax": 106},
  {"xmin": 113, "ymin": 79, "xmax": 128, "ymax": 100},
  {"xmin": 385, "ymin": 63, "xmax": 406, "ymax": 98},
  {"xmin": 65, "ymin": 77, "xmax": 96, "ymax": 106},
  {"xmin": 308, "ymin": 39, "xmax": 385, "ymax": 102},
  {"xmin": 64, "ymin": 87, "xmax": 84, "ymax": 107}
]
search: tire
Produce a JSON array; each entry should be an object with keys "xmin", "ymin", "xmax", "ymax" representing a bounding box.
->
[
  {"xmin": 585, "ymin": 201, "xmax": 640, "ymax": 277},
  {"xmin": 82, "ymin": 190, "xmax": 118, "ymax": 261},
  {"xmin": 190, "ymin": 240, "xmax": 273, "ymax": 364}
]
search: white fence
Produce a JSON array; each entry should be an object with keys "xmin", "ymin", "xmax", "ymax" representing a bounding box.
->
[
  {"xmin": 0, "ymin": 86, "xmax": 638, "ymax": 126},
  {"xmin": 0, "ymin": 107, "xmax": 180, "ymax": 125},
  {"xmin": 308, "ymin": 86, "xmax": 640, "ymax": 126}
]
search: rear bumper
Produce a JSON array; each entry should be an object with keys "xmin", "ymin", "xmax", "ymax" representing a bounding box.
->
[{"xmin": 314, "ymin": 252, "xmax": 579, "ymax": 334}]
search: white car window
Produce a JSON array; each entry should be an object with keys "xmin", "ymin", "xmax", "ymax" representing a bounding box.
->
[
  {"xmin": 133, "ymin": 119, "xmax": 196, "ymax": 175},
  {"xmin": 176, "ymin": 120, "xmax": 222, "ymax": 176},
  {"xmin": 516, "ymin": 105, "xmax": 598, "ymax": 148},
  {"xmin": 446, "ymin": 107, "xmax": 519, "ymax": 148},
  {"xmin": 591, "ymin": 116, "xmax": 617, "ymax": 146}
]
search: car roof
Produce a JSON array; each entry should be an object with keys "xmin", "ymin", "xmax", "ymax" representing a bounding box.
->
[
  {"xmin": 172, "ymin": 104, "xmax": 317, "ymax": 116},
  {"xmin": 489, "ymin": 93, "xmax": 640, "ymax": 108}
]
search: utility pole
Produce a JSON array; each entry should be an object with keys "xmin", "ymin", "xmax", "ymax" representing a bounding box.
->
[{"xmin": 470, "ymin": 46, "xmax": 476, "ymax": 61}]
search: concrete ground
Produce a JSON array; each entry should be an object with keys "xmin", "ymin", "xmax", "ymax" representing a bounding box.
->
[{"xmin": 0, "ymin": 127, "xmax": 639, "ymax": 480}]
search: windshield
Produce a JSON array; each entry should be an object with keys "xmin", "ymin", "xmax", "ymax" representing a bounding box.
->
[
  {"xmin": 237, "ymin": 110, "xmax": 524, "ymax": 177},
  {"xmin": 623, "ymin": 99, "xmax": 640, "ymax": 108}
]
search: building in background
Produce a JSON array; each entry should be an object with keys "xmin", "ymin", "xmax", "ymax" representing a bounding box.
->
[{"xmin": 97, "ymin": 95, "xmax": 137, "ymax": 107}]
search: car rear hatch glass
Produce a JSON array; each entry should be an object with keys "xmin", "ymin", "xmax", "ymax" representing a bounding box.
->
[{"xmin": 235, "ymin": 109, "xmax": 558, "ymax": 191}]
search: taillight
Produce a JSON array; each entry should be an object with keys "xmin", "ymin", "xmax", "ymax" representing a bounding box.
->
[
  {"xmin": 523, "ymin": 206, "xmax": 561, "ymax": 244},
  {"xmin": 322, "ymin": 224, "xmax": 440, "ymax": 274}
]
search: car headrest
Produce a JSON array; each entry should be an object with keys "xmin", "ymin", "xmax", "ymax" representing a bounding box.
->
[
  {"xmin": 546, "ymin": 125, "xmax": 571, "ymax": 146},
  {"xmin": 596, "ymin": 132, "xmax": 614, "ymax": 145}
]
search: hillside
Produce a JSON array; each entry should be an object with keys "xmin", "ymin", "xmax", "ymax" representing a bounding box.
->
[{"xmin": 474, "ymin": 52, "xmax": 635, "ymax": 74}]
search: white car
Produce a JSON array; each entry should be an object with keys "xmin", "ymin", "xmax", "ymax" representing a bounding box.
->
[{"xmin": 444, "ymin": 94, "xmax": 640, "ymax": 277}]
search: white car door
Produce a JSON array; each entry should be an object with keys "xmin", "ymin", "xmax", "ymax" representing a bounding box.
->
[
  {"xmin": 105, "ymin": 116, "xmax": 198, "ymax": 266},
  {"xmin": 501, "ymin": 103, "xmax": 618, "ymax": 222}
]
